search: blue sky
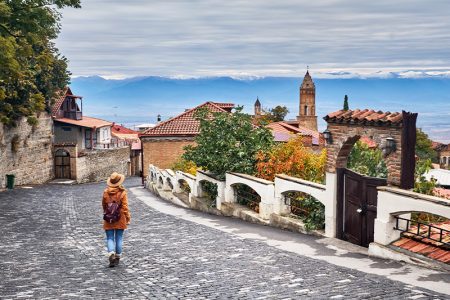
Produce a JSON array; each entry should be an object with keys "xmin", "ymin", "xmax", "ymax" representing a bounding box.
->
[{"xmin": 57, "ymin": 1, "xmax": 450, "ymax": 79}]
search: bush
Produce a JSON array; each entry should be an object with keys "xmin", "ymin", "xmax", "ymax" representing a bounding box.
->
[
  {"xmin": 255, "ymin": 135, "xmax": 326, "ymax": 183},
  {"xmin": 201, "ymin": 181, "xmax": 218, "ymax": 207},
  {"xmin": 172, "ymin": 157, "xmax": 198, "ymax": 175},
  {"xmin": 347, "ymin": 140, "xmax": 387, "ymax": 178}
]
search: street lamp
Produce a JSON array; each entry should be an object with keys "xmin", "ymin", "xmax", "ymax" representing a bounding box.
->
[{"xmin": 323, "ymin": 129, "xmax": 332, "ymax": 144}]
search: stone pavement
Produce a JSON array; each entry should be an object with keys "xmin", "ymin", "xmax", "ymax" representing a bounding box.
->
[{"xmin": 0, "ymin": 177, "xmax": 449, "ymax": 299}]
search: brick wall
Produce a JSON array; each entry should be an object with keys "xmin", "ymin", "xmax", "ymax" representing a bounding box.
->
[
  {"xmin": 0, "ymin": 114, "xmax": 53, "ymax": 188},
  {"xmin": 141, "ymin": 137, "xmax": 196, "ymax": 176},
  {"xmin": 325, "ymin": 123, "xmax": 402, "ymax": 186},
  {"xmin": 76, "ymin": 146, "xmax": 130, "ymax": 183}
]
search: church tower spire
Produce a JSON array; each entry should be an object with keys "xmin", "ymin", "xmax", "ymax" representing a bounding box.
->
[
  {"xmin": 254, "ymin": 97, "xmax": 261, "ymax": 116},
  {"xmin": 297, "ymin": 70, "xmax": 318, "ymax": 131}
]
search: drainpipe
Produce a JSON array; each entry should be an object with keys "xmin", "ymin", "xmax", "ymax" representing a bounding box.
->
[{"xmin": 139, "ymin": 135, "xmax": 144, "ymax": 185}]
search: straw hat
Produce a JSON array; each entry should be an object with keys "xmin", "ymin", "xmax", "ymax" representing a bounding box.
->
[{"xmin": 107, "ymin": 172, "xmax": 125, "ymax": 187}]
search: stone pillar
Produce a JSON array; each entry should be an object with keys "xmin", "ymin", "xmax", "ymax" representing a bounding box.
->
[{"xmin": 324, "ymin": 172, "xmax": 337, "ymax": 238}]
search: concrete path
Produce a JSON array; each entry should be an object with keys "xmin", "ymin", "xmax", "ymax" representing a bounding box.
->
[{"xmin": 0, "ymin": 177, "xmax": 448, "ymax": 299}]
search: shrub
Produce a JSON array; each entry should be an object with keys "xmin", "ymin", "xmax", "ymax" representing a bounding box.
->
[
  {"xmin": 172, "ymin": 157, "xmax": 198, "ymax": 176},
  {"xmin": 255, "ymin": 135, "xmax": 326, "ymax": 183}
]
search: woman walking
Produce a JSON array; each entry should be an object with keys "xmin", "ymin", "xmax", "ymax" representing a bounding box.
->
[{"xmin": 102, "ymin": 172, "xmax": 131, "ymax": 267}]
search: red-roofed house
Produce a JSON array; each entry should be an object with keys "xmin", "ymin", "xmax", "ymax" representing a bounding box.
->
[
  {"xmin": 52, "ymin": 88, "xmax": 114, "ymax": 150},
  {"xmin": 140, "ymin": 101, "xmax": 233, "ymax": 176},
  {"xmin": 111, "ymin": 124, "xmax": 142, "ymax": 175},
  {"xmin": 266, "ymin": 121, "xmax": 324, "ymax": 150},
  {"xmin": 52, "ymin": 88, "xmax": 130, "ymax": 182}
]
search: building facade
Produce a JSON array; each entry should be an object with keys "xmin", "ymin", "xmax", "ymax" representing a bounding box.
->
[
  {"xmin": 297, "ymin": 70, "xmax": 318, "ymax": 131},
  {"xmin": 140, "ymin": 102, "xmax": 234, "ymax": 177},
  {"xmin": 52, "ymin": 88, "xmax": 130, "ymax": 182}
]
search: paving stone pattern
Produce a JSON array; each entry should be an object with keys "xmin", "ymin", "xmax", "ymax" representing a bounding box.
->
[{"xmin": 0, "ymin": 178, "xmax": 447, "ymax": 299}]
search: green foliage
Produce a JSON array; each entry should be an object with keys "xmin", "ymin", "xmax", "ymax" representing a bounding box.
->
[
  {"xmin": 171, "ymin": 157, "xmax": 198, "ymax": 175},
  {"xmin": 347, "ymin": 140, "xmax": 387, "ymax": 178},
  {"xmin": 0, "ymin": 1, "xmax": 81, "ymax": 125},
  {"xmin": 415, "ymin": 128, "xmax": 437, "ymax": 162},
  {"xmin": 201, "ymin": 181, "xmax": 218, "ymax": 207},
  {"xmin": 343, "ymin": 95, "xmax": 349, "ymax": 111},
  {"xmin": 285, "ymin": 192, "xmax": 325, "ymax": 231},
  {"xmin": 301, "ymin": 196, "xmax": 325, "ymax": 231},
  {"xmin": 255, "ymin": 105, "xmax": 289, "ymax": 125},
  {"xmin": 267, "ymin": 105, "xmax": 289, "ymax": 122},
  {"xmin": 183, "ymin": 106, "xmax": 274, "ymax": 180},
  {"xmin": 413, "ymin": 159, "xmax": 436, "ymax": 195}
]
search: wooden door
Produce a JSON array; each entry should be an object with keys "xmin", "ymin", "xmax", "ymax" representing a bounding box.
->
[
  {"xmin": 338, "ymin": 169, "xmax": 387, "ymax": 247},
  {"xmin": 55, "ymin": 149, "xmax": 71, "ymax": 179}
]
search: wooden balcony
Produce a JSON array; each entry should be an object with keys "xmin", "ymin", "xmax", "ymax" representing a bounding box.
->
[{"xmin": 64, "ymin": 111, "xmax": 82, "ymax": 120}]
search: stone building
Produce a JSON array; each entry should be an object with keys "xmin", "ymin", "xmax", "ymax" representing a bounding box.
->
[
  {"xmin": 266, "ymin": 121, "xmax": 323, "ymax": 150},
  {"xmin": 52, "ymin": 88, "xmax": 130, "ymax": 183},
  {"xmin": 140, "ymin": 102, "xmax": 234, "ymax": 177},
  {"xmin": 254, "ymin": 97, "xmax": 262, "ymax": 116},
  {"xmin": 263, "ymin": 71, "xmax": 324, "ymax": 148},
  {"xmin": 111, "ymin": 124, "xmax": 142, "ymax": 176},
  {"xmin": 297, "ymin": 70, "xmax": 318, "ymax": 131},
  {"xmin": 435, "ymin": 143, "xmax": 450, "ymax": 169}
]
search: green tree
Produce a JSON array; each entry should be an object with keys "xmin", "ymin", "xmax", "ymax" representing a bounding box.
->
[
  {"xmin": 413, "ymin": 158, "xmax": 436, "ymax": 195},
  {"xmin": 0, "ymin": 0, "xmax": 81, "ymax": 126},
  {"xmin": 268, "ymin": 105, "xmax": 289, "ymax": 122},
  {"xmin": 347, "ymin": 140, "xmax": 387, "ymax": 178},
  {"xmin": 254, "ymin": 105, "xmax": 289, "ymax": 125},
  {"xmin": 415, "ymin": 128, "xmax": 437, "ymax": 162},
  {"xmin": 343, "ymin": 95, "xmax": 349, "ymax": 111},
  {"xmin": 183, "ymin": 107, "xmax": 274, "ymax": 180}
]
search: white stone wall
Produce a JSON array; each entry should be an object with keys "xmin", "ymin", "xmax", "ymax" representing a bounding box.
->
[
  {"xmin": 372, "ymin": 187, "xmax": 450, "ymax": 246},
  {"xmin": 0, "ymin": 114, "xmax": 54, "ymax": 188}
]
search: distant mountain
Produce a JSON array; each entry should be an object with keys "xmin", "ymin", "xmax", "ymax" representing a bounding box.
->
[{"xmin": 70, "ymin": 76, "xmax": 450, "ymax": 143}]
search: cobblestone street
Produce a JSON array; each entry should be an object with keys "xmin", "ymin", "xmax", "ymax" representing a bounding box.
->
[{"xmin": 0, "ymin": 178, "xmax": 449, "ymax": 299}]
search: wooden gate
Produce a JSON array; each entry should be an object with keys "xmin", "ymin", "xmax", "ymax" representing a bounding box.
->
[
  {"xmin": 55, "ymin": 149, "xmax": 71, "ymax": 179},
  {"xmin": 337, "ymin": 168, "xmax": 387, "ymax": 247}
]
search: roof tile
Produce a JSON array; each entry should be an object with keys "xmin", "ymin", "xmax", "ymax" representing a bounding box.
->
[
  {"xmin": 324, "ymin": 109, "xmax": 404, "ymax": 126},
  {"xmin": 140, "ymin": 102, "xmax": 232, "ymax": 137},
  {"xmin": 54, "ymin": 116, "xmax": 111, "ymax": 128}
]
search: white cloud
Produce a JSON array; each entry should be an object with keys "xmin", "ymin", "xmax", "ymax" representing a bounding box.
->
[{"xmin": 57, "ymin": 0, "xmax": 450, "ymax": 78}]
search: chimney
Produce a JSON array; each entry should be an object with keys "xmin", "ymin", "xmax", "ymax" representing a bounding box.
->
[{"xmin": 157, "ymin": 114, "xmax": 161, "ymax": 122}]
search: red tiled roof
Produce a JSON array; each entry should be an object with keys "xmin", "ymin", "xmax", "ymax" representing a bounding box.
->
[
  {"xmin": 392, "ymin": 220, "xmax": 450, "ymax": 264},
  {"xmin": 434, "ymin": 188, "xmax": 450, "ymax": 200},
  {"xmin": 51, "ymin": 87, "xmax": 70, "ymax": 117},
  {"xmin": 267, "ymin": 121, "xmax": 321, "ymax": 144},
  {"xmin": 54, "ymin": 116, "xmax": 112, "ymax": 128},
  {"xmin": 51, "ymin": 87, "xmax": 83, "ymax": 118},
  {"xmin": 324, "ymin": 109, "xmax": 403, "ymax": 126},
  {"xmin": 112, "ymin": 124, "xmax": 139, "ymax": 134},
  {"xmin": 432, "ymin": 141, "xmax": 444, "ymax": 150},
  {"xmin": 213, "ymin": 102, "xmax": 234, "ymax": 109},
  {"xmin": 140, "ymin": 102, "xmax": 232, "ymax": 137}
]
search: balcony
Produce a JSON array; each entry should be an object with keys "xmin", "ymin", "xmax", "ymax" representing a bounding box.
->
[{"xmin": 64, "ymin": 111, "xmax": 82, "ymax": 120}]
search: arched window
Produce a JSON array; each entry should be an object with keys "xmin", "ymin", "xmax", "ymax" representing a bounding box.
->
[{"xmin": 304, "ymin": 105, "xmax": 309, "ymax": 115}]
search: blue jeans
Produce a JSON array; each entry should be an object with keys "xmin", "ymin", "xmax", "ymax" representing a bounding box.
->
[{"xmin": 105, "ymin": 229, "xmax": 124, "ymax": 255}]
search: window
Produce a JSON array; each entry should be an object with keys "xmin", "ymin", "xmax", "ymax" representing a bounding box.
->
[{"xmin": 304, "ymin": 105, "xmax": 309, "ymax": 115}]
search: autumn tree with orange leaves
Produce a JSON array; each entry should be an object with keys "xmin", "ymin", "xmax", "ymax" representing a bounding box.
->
[{"xmin": 256, "ymin": 135, "xmax": 326, "ymax": 183}]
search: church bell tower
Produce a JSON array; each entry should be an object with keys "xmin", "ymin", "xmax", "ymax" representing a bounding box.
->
[{"xmin": 297, "ymin": 70, "xmax": 318, "ymax": 131}]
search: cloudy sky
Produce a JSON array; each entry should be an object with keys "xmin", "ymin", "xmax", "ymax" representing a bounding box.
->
[{"xmin": 57, "ymin": 0, "xmax": 450, "ymax": 78}]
